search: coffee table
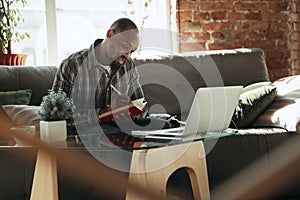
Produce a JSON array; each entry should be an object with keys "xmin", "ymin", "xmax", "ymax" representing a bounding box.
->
[{"xmin": 29, "ymin": 130, "xmax": 236, "ymax": 200}]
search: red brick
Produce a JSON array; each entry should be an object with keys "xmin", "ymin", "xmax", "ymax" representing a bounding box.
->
[
  {"xmin": 199, "ymin": 2, "xmax": 227, "ymax": 11},
  {"xmin": 228, "ymin": 12, "xmax": 245, "ymax": 21},
  {"xmin": 234, "ymin": 22, "xmax": 251, "ymax": 30},
  {"xmin": 208, "ymin": 42, "xmax": 234, "ymax": 50},
  {"xmin": 193, "ymin": 12, "xmax": 210, "ymax": 21},
  {"xmin": 269, "ymin": 55, "xmax": 291, "ymax": 68},
  {"xmin": 275, "ymin": 39, "xmax": 288, "ymax": 48},
  {"xmin": 243, "ymin": 40, "xmax": 275, "ymax": 49},
  {"xmin": 250, "ymin": 22, "xmax": 269, "ymax": 31},
  {"xmin": 270, "ymin": 22, "xmax": 289, "ymax": 32},
  {"xmin": 266, "ymin": 59, "xmax": 289, "ymax": 71},
  {"xmin": 180, "ymin": 32, "xmax": 192, "ymax": 38},
  {"xmin": 268, "ymin": 69, "xmax": 290, "ymax": 81},
  {"xmin": 269, "ymin": 1, "xmax": 289, "ymax": 12},
  {"xmin": 180, "ymin": 42, "xmax": 206, "ymax": 52},
  {"xmin": 248, "ymin": 31, "xmax": 266, "ymax": 40},
  {"xmin": 178, "ymin": 1, "xmax": 199, "ymax": 11},
  {"xmin": 202, "ymin": 22, "xmax": 233, "ymax": 31},
  {"xmin": 266, "ymin": 50, "xmax": 287, "ymax": 61},
  {"xmin": 194, "ymin": 32, "xmax": 211, "ymax": 41},
  {"xmin": 234, "ymin": 2, "xmax": 268, "ymax": 12},
  {"xmin": 176, "ymin": 0, "xmax": 297, "ymax": 81},
  {"xmin": 211, "ymin": 11, "xmax": 227, "ymax": 21},
  {"xmin": 179, "ymin": 32, "xmax": 193, "ymax": 42},
  {"xmin": 179, "ymin": 22, "xmax": 202, "ymax": 31},
  {"xmin": 262, "ymin": 12, "xmax": 287, "ymax": 22},
  {"xmin": 266, "ymin": 30, "xmax": 286, "ymax": 40},
  {"xmin": 231, "ymin": 31, "xmax": 248, "ymax": 40},
  {"xmin": 212, "ymin": 32, "xmax": 226, "ymax": 40},
  {"xmin": 245, "ymin": 12, "xmax": 262, "ymax": 21},
  {"xmin": 179, "ymin": 11, "xmax": 193, "ymax": 22}
]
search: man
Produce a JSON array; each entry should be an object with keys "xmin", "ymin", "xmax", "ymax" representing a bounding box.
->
[{"xmin": 52, "ymin": 18, "xmax": 171, "ymax": 137}]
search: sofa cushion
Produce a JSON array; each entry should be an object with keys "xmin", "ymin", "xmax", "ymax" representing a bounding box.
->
[
  {"xmin": 253, "ymin": 75, "xmax": 300, "ymax": 132},
  {"xmin": 231, "ymin": 82, "xmax": 277, "ymax": 128},
  {"xmin": 0, "ymin": 89, "xmax": 32, "ymax": 105}
]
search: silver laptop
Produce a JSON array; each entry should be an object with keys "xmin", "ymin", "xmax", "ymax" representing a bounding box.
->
[{"xmin": 131, "ymin": 86, "xmax": 243, "ymax": 140}]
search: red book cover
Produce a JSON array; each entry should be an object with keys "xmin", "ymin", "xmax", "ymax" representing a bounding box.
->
[{"xmin": 99, "ymin": 98, "xmax": 146, "ymax": 122}]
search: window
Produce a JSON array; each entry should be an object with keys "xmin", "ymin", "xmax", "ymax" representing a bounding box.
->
[
  {"xmin": 14, "ymin": 0, "xmax": 177, "ymax": 66},
  {"xmin": 12, "ymin": 0, "xmax": 46, "ymax": 65}
]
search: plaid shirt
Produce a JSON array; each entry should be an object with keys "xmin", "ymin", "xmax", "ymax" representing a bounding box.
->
[{"xmin": 52, "ymin": 39, "xmax": 145, "ymax": 124}]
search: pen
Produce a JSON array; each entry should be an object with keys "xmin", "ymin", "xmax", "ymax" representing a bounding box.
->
[{"xmin": 110, "ymin": 84, "xmax": 122, "ymax": 96}]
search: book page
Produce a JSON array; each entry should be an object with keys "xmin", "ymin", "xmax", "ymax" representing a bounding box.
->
[
  {"xmin": 99, "ymin": 98, "xmax": 146, "ymax": 121},
  {"xmin": 132, "ymin": 98, "xmax": 146, "ymax": 110}
]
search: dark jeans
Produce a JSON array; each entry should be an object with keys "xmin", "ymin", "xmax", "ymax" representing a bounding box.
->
[
  {"xmin": 68, "ymin": 116, "xmax": 172, "ymax": 136},
  {"xmin": 99, "ymin": 116, "xmax": 172, "ymax": 135}
]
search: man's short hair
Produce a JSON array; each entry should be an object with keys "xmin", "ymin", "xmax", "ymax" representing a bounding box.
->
[{"xmin": 110, "ymin": 18, "xmax": 138, "ymax": 33}]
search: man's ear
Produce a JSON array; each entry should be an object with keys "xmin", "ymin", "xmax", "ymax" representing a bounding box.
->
[{"xmin": 106, "ymin": 29, "xmax": 114, "ymax": 38}]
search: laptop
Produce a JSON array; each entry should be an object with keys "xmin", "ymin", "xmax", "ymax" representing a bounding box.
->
[{"xmin": 131, "ymin": 85, "xmax": 243, "ymax": 140}]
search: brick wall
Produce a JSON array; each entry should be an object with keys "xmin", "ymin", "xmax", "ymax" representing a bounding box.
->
[
  {"xmin": 290, "ymin": 0, "xmax": 300, "ymax": 75},
  {"xmin": 177, "ymin": 0, "xmax": 300, "ymax": 81}
]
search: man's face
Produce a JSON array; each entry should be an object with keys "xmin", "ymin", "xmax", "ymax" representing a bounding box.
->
[{"xmin": 107, "ymin": 29, "xmax": 139, "ymax": 65}]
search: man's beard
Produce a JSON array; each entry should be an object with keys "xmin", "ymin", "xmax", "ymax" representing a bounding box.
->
[{"xmin": 114, "ymin": 55, "xmax": 128, "ymax": 66}]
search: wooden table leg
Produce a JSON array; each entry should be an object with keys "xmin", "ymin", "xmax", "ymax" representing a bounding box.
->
[
  {"xmin": 126, "ymin": 141, "xmax": 210, "ymax": 200},
  {"xmin": 30, "ymin": 150, "xmax": 58, "ymax": 200}
]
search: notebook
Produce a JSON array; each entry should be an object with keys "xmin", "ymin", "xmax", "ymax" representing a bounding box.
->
[{"xmin": 131, "ymin": 85, "xmax": 243, "ymax": 140}]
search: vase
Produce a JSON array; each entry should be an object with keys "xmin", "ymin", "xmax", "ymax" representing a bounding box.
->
[
  {"xmin": 40, "ymin": 120, "xmax": 67, "ymax": 142},
  {"xmin": 0, "ymin": 53, "xmax": 27, "ymax": 65}
]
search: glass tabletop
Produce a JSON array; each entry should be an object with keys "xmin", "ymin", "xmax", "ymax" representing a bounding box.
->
[
  {"xmin": 0, "ymin": 128, "xmax": 237, "ymax": 151},
  {"xmin": 68, "ymin": 128, "xmax": 238, "ymax": 151}
]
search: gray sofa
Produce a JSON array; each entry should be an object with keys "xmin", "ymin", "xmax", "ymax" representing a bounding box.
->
[{"xmin": 0, "ymin": 48, "xmax": 299, "ymax": 199}]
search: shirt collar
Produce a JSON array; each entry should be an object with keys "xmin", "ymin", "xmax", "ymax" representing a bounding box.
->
[{"xmin": 90, "ymin": 39, "xmax": 111, "ymax": 73}]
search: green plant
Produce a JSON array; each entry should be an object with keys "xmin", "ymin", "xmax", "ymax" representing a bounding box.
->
[
  {"xmin": 0, "ymin": 0, "xmax": 30, "ymax": 54},
  {"xmin": 39, "ymin": 90, "xmax": 73, "ymax": 121}
]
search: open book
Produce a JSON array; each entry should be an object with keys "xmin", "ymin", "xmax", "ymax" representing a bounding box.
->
[{"xmin": 99, "ymin": 98, "xmax": 146, "ymax": 122}]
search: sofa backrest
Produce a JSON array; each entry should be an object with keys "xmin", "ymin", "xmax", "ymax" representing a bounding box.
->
[
  {"xmin": 135, "ymin": 48, "xmax": 270, "ymax": 116},
  {"xmin": 0, "ymin": 66, "xmax": 58, "ymax": 106},
  {"xmin": 0, "ymin": 48, "xmax": 269, "ymax": 115}
]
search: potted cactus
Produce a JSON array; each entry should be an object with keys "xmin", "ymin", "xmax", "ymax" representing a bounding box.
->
[{"xmin": 0, "ymin": 0, "xmax": 30, "ymax": 65}]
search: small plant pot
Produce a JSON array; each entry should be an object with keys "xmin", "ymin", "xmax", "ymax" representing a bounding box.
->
[
  {"xmin": 0, "ymin": 53, "xmax": 27, "ymax": 65},
  {"xmin": 40, "ymin": 120, "xmax": 67, "ymax": 142}
]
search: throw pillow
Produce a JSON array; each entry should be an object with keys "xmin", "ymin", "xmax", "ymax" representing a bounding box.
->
[
  {"xmin": 272, "ymin": 75, "xmax": 300, "ymax": 96},
  {"xmin": 0, "ymin": 89, "xmax": 32, "ymax": 105},
  {"xmin": 253, "ymin": 75, "xmax": 300, "ymax": 132},
  {"xmin": 231, "ymin": 82, "xmax": 277, "ymax": 128},
  {"xmin": 3, "ymin": 105, "xmax": 41, "ymax": 134}
]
